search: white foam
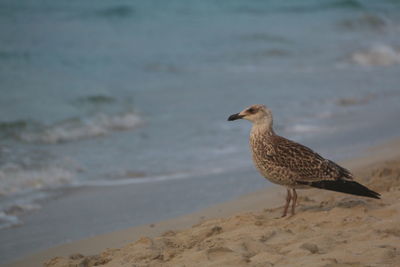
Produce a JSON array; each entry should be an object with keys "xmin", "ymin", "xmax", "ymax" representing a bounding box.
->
[
  {"xmin": 0, "ymin": 212, "xmax": 22, "ymax": 229},
  {"xmin": 0, "ymin": 165, "xmax": 74, "ymax": 229},
  {"xmin": 77, "ymin": 172, "xmax": 191, "ymax": 187},
  {"xmin": 0, "ymin": 164, "xmax": 75, "ymax": 196},
  {"xmin": 75, "ymin": 167, "xmax": 231, "ymax": 187},
  {"xmin": 351, "ymin": 44, "xmax": 400, "ymax": 66},
  {"xmin": 18, "ymin": 112, "xmax": 142, "ymax": 144},
  {"xmin": 5, "ymin": 202, "xmax": 41, "ymax": 214}
]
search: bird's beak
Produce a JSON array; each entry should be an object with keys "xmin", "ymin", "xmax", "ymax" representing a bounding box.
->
[{"xmin": 228, "ymin": 113, "xmax": 244, "ymax": 121}]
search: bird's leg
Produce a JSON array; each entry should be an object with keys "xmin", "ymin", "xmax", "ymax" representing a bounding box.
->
[
  {"xmin": 282, "ymin": 188, "xmax": 292, "ymax": 217},
  {"xmin": 291, "ymin": 189, "xmax": 297, "ymax": 216}
]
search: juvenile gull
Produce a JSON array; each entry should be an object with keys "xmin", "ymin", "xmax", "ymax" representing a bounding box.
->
[{"xmin": 228, "ymin": 104, "xmax": 380, "ymax": 217}]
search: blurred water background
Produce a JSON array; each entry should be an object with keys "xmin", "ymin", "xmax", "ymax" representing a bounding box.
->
[{"xmin": 1, "ymin": 0, "xmax": 400, "ymax": 235}]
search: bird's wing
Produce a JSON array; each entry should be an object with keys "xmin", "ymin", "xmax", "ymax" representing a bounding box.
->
[{"xmin": 268, "ymin": 135, "xmax": 353, "ymax": 182}]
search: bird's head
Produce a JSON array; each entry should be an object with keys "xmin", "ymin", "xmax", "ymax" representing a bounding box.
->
[{"xmin": 227, "ymin": 104, "xmax": 273, "ymax": 126}]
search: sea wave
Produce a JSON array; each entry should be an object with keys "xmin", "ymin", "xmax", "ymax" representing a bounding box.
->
[
  {"xmin": 351, "ymin": 44, "xmax": 400, "ymax": 66},
  {"xmin": 338, "ymin": 14, "xmax": 386, "ymax": 31},
  {"xmin": 94, "ymin": 5, "xmax": 135, "ymax": 19},
  {"xmin": 0, "ymin": 164, "xmax": 75, "ymax": 197},
  {"xmin": 0, "ymin": 163, "xmax": 76, "ymax": 230},
  {"xmin": 231, "ymin": 0, "xmax": 363, "ymax": 15},
  {"xmin": 78, "ymin": 172, "xmax": 192, "ymax": 187},
  {"xmin": 0, "ymin": 212, "xmax": 21, "ymax": 229},
  {"xmin": 1, "ymin": 112, "xmax": 142, "ymax": 144},
  {"xmin": 0, "ymin": 201, "xmax": 42, "ymax": 229},
  {"xmin": 73, "ymin": 95, "xmax": 117, "ymax": 105},
  {"xmin": 237, "ymin": 33, "xmax": 292, "ymax": 44},
  {"xmin": 76, "ymin": 167, "xmax": 231, "ymax": 187}
]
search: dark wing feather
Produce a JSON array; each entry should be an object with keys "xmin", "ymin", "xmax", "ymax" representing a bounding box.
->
[{"xmin": 269, "ymin": 135, "xmax": 353, "ymax": 182}]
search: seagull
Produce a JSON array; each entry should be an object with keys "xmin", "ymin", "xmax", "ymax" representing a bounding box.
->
[{"xmin": 228, "ymin": 104, "xmax": 380, "ymax": 217}]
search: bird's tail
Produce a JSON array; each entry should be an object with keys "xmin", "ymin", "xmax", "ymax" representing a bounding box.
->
[{"xmin": 297, "ymin": 180, "xmax": 381, "ymax": 199}]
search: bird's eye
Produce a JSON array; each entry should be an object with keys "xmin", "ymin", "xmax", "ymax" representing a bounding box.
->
[{"xmin": 248, "ymin": 108, "xmax": 255, "ymax": 113}]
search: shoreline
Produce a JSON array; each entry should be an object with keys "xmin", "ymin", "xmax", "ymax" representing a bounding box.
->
[
  {"xmin": 5, "ymin": 185, "xmax": 284, "ymax": 267},
  {"xmin": 0, "ymin": 167, "xmax": 268, "ymax": 265},
  {"xmin": 5, "ymin": 136, "xmax": 400, "ymax": 267}
]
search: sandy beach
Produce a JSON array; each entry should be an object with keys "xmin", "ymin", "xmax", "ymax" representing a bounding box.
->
[
  {"xmin": 4, "ymin": 137, "xmax": 399, "ymax": 267},
  {"xmin": 2, "ymin": 1, "xmax": 400, "ymax": 267}
]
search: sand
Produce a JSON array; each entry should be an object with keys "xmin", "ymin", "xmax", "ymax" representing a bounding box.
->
[{"xmin": 9, "ymin": 138, "xmax": 400, "ymax": 267}]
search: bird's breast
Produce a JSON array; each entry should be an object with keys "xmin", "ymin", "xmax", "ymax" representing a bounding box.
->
[{"xmin": 249, "ymin": 133, "xmax": 296, "ymax": 186}]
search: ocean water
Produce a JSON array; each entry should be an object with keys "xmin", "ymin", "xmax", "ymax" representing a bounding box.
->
[{"xmin": 1, "ymin": 0, "xmax": 400, "ymax": 229}]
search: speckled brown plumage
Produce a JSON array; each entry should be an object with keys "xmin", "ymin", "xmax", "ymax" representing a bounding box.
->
[
  {"xmin": 228, "ymin": 104, "xmax": 380, "ymax": 217},
  {"xmin": 250, "ymin": 132, "xmax": 353, "ymax": 187}
]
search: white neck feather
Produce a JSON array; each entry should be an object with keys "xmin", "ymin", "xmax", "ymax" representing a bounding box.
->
[{"xmin": 251, "ymin": 118, "xmax": 274, "ymax": 136}]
